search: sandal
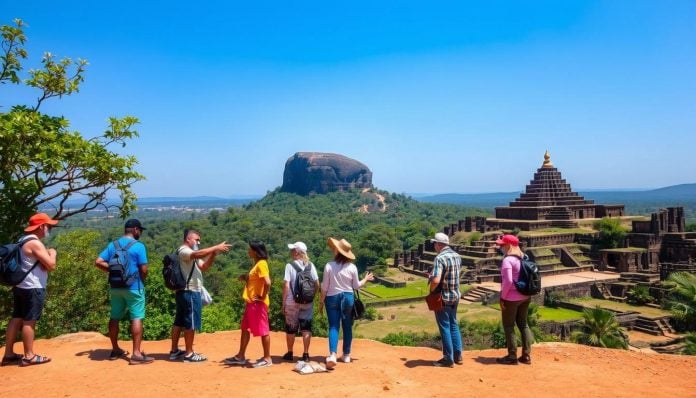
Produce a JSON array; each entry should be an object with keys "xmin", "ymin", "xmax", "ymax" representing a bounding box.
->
[
  {"xmin": 109, "ymin": 349, "xmax": 129, "ymax": 360},
  {"xmin": 223, "ymin": 356, "xmax": 246, "ymax": 366},
  {"xmin": 20, "ymin": 354, "xmax": 51, "ymax": 367},
  {"xmin": 1, "ymin": 353, "xmax": 23, "ymax": 366},
  {"xmin": 251, "ymin": 358, "xmax": 273, "ymax": 368},
  {"xmin": 129, "ymin": 353, "xmax": 154, "ymax": 365}
]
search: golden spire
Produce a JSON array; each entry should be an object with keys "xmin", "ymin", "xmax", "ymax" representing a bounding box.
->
[{"xmin": 542, "ymin": 150, "xmax": 554, "ymax": 168}]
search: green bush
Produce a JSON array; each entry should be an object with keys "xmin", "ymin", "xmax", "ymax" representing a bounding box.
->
[
  {"xmin": 627, "ymin": 285, "xmax": 653, "ymax": 305},
  {"xmin": 379, "ymin": 331, "xmax": 435, "ymax": 347}
]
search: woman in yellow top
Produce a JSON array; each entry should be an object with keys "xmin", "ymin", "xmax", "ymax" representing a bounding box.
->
[{"xmin": 224, "ymin": 240, "xmax": 272, "ymax": 368}]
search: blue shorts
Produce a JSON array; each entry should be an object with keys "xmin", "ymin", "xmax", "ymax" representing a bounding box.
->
[
  {"xmin": 12, "ymin": 287, "xmax": 46, "ymax": 321},
  {"xmin": 174, "ymin": 290, "xmax": 202, "ymax": 331},
  {"xmin": 110, "ymin": 288, "xmax": 146, "ymax": 320}
]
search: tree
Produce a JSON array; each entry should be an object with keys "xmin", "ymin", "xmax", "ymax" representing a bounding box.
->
[
  {"xmin": 0, "ymin": 19, "xmax": 143, "ymax": 242},
  {"xmin": 664, "ymin": 272, "xmax": 696, "ymax": 331},
  {"xmin": 594, "ymin": 217, "xmax": 628, "ymax": 249},
  {"xmin": 571, "ymin": 306, "xmax": 628, "ymax": 349}
]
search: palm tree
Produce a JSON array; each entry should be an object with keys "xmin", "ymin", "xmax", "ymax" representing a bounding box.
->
[
  {"xmin": 571, "ymin": 306, "xmax": 628, "ymax": 349},
  {"xmin": 684, "ymin": 333, "xmax": 696, "ymax": 356},
  {"xmin": 664, "ymin": 272, "xmax": 696, "ymax": 331}
]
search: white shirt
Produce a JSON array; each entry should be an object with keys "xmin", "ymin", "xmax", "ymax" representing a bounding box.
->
[
  {"xmin": 178, "ymin": 245, "xmax": 203, "ymax": 292},
  {"xmin": 16, "ymin": 234, "xmax": 48, "ymax": 289},
  {"xmin": 321, "ymin": 261, "xmax": 361, "ymax": 297}
]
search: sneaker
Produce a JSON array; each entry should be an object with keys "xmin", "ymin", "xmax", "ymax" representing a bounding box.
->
[
  {"xmin": 326, "ymin": 354, "xmax": 337, "ymax": 369},
  {"xmin": 183, "ymin": 352, "xmax": 207, "ymax": 363},
  {"xmin": 169, "ymin": 349, "xmax": 186, "ymax": 360},
  {"xmin": 454, "ymin": 355, "xmax": 464, "ymax": 365},
  {"xmin": 518, "ymin": 354, "xmax": 531, "ymax": 365},
  {"xmin": 282, "ymin": 351, "xmax": 294, "ymax": 361},
  {"xmin": 432, "ymin": 358, "xmax": 454, "ymax": 368},
  {"xmin": 341, "ymin": 354, "xmax": 351, "ymax": 363},
  {"xmin": 251, "ymin": 358, "xmax": 273, "ymax": 368},
  {"xmin": 129, "ymin": 354, "xmax": 154, "ymax": 365},
  {"xmin": 223, "ymin": 356, "xmax": 246, "ymax": 366},
  {"xmin": 496, "ymin": 356, "xmax": 518, "ymax": 365},
  {"xmin": 109, "ymin": 349, "xmax": 129, "ymax": 361},
  {"xmin": 302, "ymin": 353, "xmax": 310, "ymax": 362}
]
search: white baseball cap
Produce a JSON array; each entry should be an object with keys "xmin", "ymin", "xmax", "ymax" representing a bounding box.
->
[
  {"xmin": 287, "ymin": 241, "xmax": 308, "ymax": 253},
  {"xmin": 430, "ymin": 232, "xmax": 450, "ymax": 245}
]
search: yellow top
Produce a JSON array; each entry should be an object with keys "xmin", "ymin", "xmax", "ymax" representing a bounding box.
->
[
  {"xmin": 242, "ymin": 259, "xmax": 270, "ymax": 306},
  {"xmin": 542, "ymin": 150, "xmax": 554, "ymax": 168}
]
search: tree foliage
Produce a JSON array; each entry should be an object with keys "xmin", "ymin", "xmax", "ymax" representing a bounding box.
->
[
  {"xmin": 0, "ymin": 18, "xmax": 143, "ymax": 242},
  {"xmin": 594, "ymin": 217, "xmax": 628, "ymax": 249},
  {"xmin": 571, "ymin": 306, "xmax": 628, "ymax": 349},
  {"xmin": 664, "ymin": 272, "xmax": 696, "ymax": 331}
]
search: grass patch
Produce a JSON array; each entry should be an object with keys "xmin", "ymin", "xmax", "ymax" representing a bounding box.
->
[{"xmin": 567, "ymin": 297, "xmax": 671, "ymax": 318}]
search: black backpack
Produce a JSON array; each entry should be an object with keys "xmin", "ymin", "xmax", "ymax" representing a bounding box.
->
[
  {"xmin": 0, "ymin": 237, "xmax": 39, "ymax": 286},
  {"xmin": 510, "ymin": 254, "xmax": 542, "ymax": 296},
  {"xmin": 107, "ymin": 240, "xmax": 138, "ymax": 288},
  {"xmin": 290, "ymin": 261, "xmax": 317, "ymax": 304},
  {"xmin": 162, "ymin": 248, "xmax": 195, "ymax": 291}
]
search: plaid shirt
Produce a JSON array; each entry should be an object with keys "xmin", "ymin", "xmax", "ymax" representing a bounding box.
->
[{"xmin": 431, "ymin": 246, "xmax": 461, "ymax": 305}]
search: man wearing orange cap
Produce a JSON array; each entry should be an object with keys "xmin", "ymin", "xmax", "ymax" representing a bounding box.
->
[{"xmin": 1, "ymin": 213, "xmax": 58, "ymax": 367}]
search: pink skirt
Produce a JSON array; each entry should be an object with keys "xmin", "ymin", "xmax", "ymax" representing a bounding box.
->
[{"xmin": 241, "ymin": 301, "xmax": 269, "ymax": 337}]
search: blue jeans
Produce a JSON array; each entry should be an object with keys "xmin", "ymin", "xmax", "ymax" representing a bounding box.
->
[
  {"xmin": 325, "ymin": 292, "xmax": 354, "ymax": 355},
  {"xmin": 434, "ymin": 304, "xmax": 463, "ymax": 363}
]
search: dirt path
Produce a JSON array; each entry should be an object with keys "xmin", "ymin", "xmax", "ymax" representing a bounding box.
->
[{"xmin": 2, "ymin": 331, "xmax": 695, "ymax": 397}]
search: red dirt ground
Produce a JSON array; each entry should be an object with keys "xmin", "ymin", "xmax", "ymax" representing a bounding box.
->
[{"xmin": 2, "ymin": 330, "xmax": 695, "ymax": 398}]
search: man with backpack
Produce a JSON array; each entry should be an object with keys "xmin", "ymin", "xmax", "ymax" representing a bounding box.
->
[
  {"xmin": 169, "ymin": 229, "xmax": 231, "ymax": 362},
  {"xmin": 281, "ymin": 241, "xmax": 320, "ymax": 362},
  {"xmin": 94, "ymin": 219, "xmax": 152, "ymax": 365},
  {"xmin": 495, "ymin": 234, "xmax": 534, "ymax": 365},
  {"xmin": 2, "ymin": 213, "xmax": 58, "ymax": 367}
]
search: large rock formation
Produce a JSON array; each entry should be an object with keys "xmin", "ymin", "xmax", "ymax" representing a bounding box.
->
[{"xmin": 281, "ymin": 152, "xmax": 373, "ymax": 195}]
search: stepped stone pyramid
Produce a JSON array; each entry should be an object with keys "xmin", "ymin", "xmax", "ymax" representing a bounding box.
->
[{"xmin": 494, "ymin": 151, "xmax": 624, "ymax": 226}]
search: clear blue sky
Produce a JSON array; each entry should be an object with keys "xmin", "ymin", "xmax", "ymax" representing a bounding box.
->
[{"xmin": 3, "ymin": 1, "xmax": 695, "ymax": 197}]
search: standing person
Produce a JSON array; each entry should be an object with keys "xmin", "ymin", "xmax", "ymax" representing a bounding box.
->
[
  {"xmin": 94, "ymin": 219, "xmax": 153, "ymax": 365},
  {"xmin": 429, "ymin": 232, "xmax": 463, "ymax": 368},
  {"xmin": 169, "ymin": 229, "xmax": 231, "ymax": 362},
  {"xmin": 319, "ymin": 237, "xmax": 374, "ymax": 369},
  {"xmin": 2, "ymin": 213, "xmax": 58, "ymax": 367},
  {"xmin": 281, "ymin": 241, "xmax": 320, "ymax": 362},
  {"xmin": 224, "ymin": 240, "xmax": 272, "ymax": 368},
  {"xmin": 495, "ymin": 234, "xmax": 533, "ymax": 365}
]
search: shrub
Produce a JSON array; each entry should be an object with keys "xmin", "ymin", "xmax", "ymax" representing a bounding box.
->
[{"xmin": 627, "ymin": 285, "xmax": 653, "ymax": 306}]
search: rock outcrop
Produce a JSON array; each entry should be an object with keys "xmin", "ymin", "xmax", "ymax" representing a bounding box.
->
[{"xmin": 281, "ymin": 152, "xmax": 373, "ymax": 195}]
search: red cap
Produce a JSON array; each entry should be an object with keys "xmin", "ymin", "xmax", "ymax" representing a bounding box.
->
[
  {"xmin": 24, "ymin": 213, "xmax": 59, "ymax": 232},
  {"xmin": 495, "ymin": 234, "xmax": 519, "ymax": 246}
]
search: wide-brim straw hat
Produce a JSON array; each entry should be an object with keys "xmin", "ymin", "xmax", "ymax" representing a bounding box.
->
[{"xmin": 327, "ymin": 237, "xmax": 356, "ymax": 260}]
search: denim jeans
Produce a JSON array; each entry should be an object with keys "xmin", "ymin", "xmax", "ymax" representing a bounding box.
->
[
  {"xmin": 500, "ymin": 298, "xmax": 532, "ymax": 357},
  {"xmin": 434, "ymin": 304, "xmax": 463, "ymax": 363},
  {"xmin": 325, "ymin": 292, "xmax": 354, "ymax": 355}
]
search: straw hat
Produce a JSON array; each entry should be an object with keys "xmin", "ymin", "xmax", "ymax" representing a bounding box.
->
[{"xmin": 327, "ymin": 237, "xmax": 356, "ymax": 260}]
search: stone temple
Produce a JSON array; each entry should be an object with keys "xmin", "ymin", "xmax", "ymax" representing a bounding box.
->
[{"xmin": 394, "ymin": 151, "xmax": 696, "ymax": 331}]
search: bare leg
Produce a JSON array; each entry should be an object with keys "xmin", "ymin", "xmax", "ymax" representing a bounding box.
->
[
  {"xmin": 3, "ymin": 318, "xmax": 23, "ymax": 358},
  {"xmin": 285, "ymin": 333, "xmax": 295, "ymax": 353},
  {"xmin": 171, "ymin": 325, "xmax": 182, "ymax": 351},
  {"xmin": 20, "ymin": 320, "xmax": 37, "ymax": 358},
  {"xmin": 301, "ymin": 331, "xmax": 311, "ymax": 354},
  {"xmin": 183, "ymin": 329, "xmax": 195, "ymax": 355},
  {"xmin": 131, "ymin": 319, "xmax": 144, "ymax": 357},
  {"xmin": 261, "ymin": 334, "xmax": 271, "ymax": 362},
  {"xmin": 108, "ymin": 319, "xmax": 121, "ymax": 351},
  {"xmin": 236, "ymin": 329, "xmax": 251, "ymax": 358}
]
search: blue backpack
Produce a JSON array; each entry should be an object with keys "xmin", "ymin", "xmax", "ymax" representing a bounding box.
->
[
  {"xmin": 0, "ymin": 237, "xmax": 39, "ymax": 286},
  {"xmin": 107, "ymin": 240, "xmax": 138, "ymax": 288}
]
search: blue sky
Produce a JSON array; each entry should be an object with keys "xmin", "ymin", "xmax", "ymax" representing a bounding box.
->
[{"xmin": 3, "ymin": 1, "xmax": 695, "ymax": 197}]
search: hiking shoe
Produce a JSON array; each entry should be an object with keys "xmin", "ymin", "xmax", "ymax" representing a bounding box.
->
[
  {"xmin": 433, "ymin": 358, "xmax": 454, "ymax": 368},
  {"xmin": 454, "ymin": 355, "xmax": 464, "ymax": 365},
  {"xmin": 341, "ymin": 354, "xmax": 351, "ymax": 363},
  {"xmin": 129, "ymin": 354, "xmax": 154, "ymax": 365},
  {"xmin": 169, "ymin": 348, "xmax": 186, "ymax": 360},
  {"xmin": 302, "ymin": 353, "xmax": 310, "ymax": 362},
  {"xmin": 109, "ymin": 349, "xmax": 129, "ymax": 361},
  {"xmin": 251, "ymin": 358, "xmax": 272, "ymax": 368},
  {"xmin": 223, "ymin": 356, "xmax": 246, "ymax": 366},
  {"xmin": 518, "ymin": 354, "xmax": 531, "ymax": 365},
  {"xmin": 282, "ymin": 351, "xmax": 294, "ymax": 361},
  {"xmin": 184, "ymin": 352, "xmax": 207, "ymax": 363},
  {"xmin": 496, "ymin": 356, "xmax": 518, "ymax": 365},
  {"xmin": 326, "ymin": 354, "xmax": 337, "ymax": 369}
]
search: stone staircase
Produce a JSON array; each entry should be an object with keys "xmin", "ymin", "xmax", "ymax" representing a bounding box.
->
[
  {"xmin": 632, "ymin": 316, "xmax": 675, "ymax": 336},
  {"xmin": 461, "ymin": 286, "xmax": 498, "ymax": 304}
]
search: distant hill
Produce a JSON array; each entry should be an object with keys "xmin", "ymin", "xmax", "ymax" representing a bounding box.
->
[{"xmin": 417, "ymin": 184, "xmax": 696, "ymax": 220}]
